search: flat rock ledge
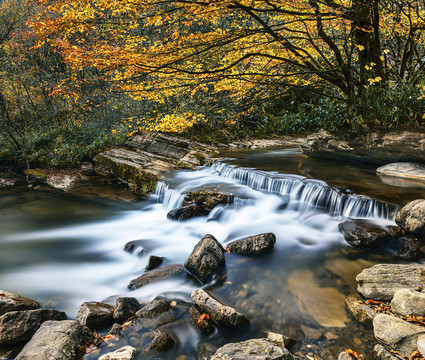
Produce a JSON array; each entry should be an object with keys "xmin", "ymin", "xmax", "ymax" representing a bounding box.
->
[
  {"xmin": 211, "ymin": 338, "xmax": 294, "ymax": 360},
  {"xmin": 300, "ymin": 129, "xmax": 425, "ymax": 164},
  {"xmin": 356, "ymin": 264, "xmax": 425, "ymax": 301},
  {"xmin": 94, "ymin": 132, "xmax": 217, "ymax": 196},
  {"xmin": 377, "ymin": 162, "xmax": 425, "ymax": 181}
]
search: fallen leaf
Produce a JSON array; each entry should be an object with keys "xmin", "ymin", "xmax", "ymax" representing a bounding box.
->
[
  {"xmin": 226, "ymin": 247, "xmax": 230, "ymax": 253},
  {"xmin": 346, "ymin": 348, "xmax": 360, "ymax": 359},
  {"xmin": 198, "ymin": 313, "xmax": 210, "ymax": 323}
]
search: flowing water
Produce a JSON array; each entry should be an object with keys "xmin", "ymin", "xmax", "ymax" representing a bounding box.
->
[{"xmin": 1, "ymin": 146, "xmax": 425, "ymax": 359}]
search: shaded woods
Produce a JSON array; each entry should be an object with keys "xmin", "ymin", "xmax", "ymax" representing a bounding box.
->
[{"xmin": 1, "ymin": 0, "xmax": 425, "ymax": 166}]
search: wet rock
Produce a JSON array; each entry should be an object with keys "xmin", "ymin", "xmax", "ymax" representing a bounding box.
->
[
  {"xmin": 128, "ymin": 264, "xmax": 185, "ymax": 289},
  {"xmin": 374, "ymin": 344, "xmax": 399, "ymax": 360},
  {"xmin": 167, "ymin": 204, "xmax": 208, "ymax": 221},
  {"xmin": 145, "ymin": 329, "xmax": 175, "ymax": 352},
  {"xmin": 189, "ymin": 305, "xmax": 215, "ymax": 335},
  {"xmin": 395, "ymin": 199, "xmax": 425, "ymax": 237},
  {"xmin": 184, "ymin": 234, "xmax": 225, "ymax": 283},
  {"xmin": 183, "ymin": 187, "xmax": 234, "ymax": 213},
  {"xmin": 391, "ymin": 289, "xmax": 425, "ymax": 317},
  {"xmin": 76, "ymin": 301, "xmax": 114, "ymax": 330},
  {"xmin": 137, "ymin": 298, "xmax": 169, "ymax": 319},
  {"xmin": 211, "ymin": 338, "xmax": 294, "ymax": 360},
  {"xmin": 0, "ymin": 309, "xmax": 66, "ymax": 346},
  {"xmin": 377, "ymin": 163, "xmax": 425, "ymax": 181},
  {"xmin": 397, "ymin": 235, "xmax": 423, "ymax": 260},
  {"xmin": 191, "ymin": 289, "xmax": 249, "ymax": 328},
  {"xmin": 356, "ymin": 264, "xmax": 425, "ymax": 301},
  {"xmin": 99, "ymin": 346, "xmax": 136, "ymax": 360},
  {"xmin": 267, "ymin": 332, "xmax": 297, "ymax": 350},
  {"xmin": 113, "ymin": 297, "xmax": 141, "ymax": 324},
  {"xmin": 338, "ymin": 219, "xmax": 392, "ymax": 248},
  {"xmin": 146, "ymin": 255, "xmax": 163, "ymax": 271},
  {"xmin": 226, "ymin": 233, "xmax": 276, "ymax": 255},
  {"xmin": 345, "ymin": 294, "xmax": 376, "ymax": 325},
  {"xmin": 196, "ymin": 343, "xmax": 217, "ymax": 360},
  {"xmin": 15, "ymin": 320, "xmax": 92, "ymax": 360},
  {"xmin": 108, "ymin": 323, "xmax": 123, "ymax": 337},
  {"xmin": 373, "ymin": 314, "xmax": 425, "ymax": 355},
  {"xmin": 0, "ymin": 290, "xmax": 39, "ymax": 316}
]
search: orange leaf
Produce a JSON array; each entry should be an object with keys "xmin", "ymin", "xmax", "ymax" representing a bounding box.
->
[
  {"xmin": 366, "ymin": 299, "xmax": 381, "ymax": 305},
  {"xmin": 345, "ymin": 349, "xmax": 360, "ymax": 359},
  {"xmin": 198, "ymin": 313, "xmax": 210, "ymax": 323},
  {"xmin": 226, "ymin": 247, "xmax": 230, "ymax": 253}
]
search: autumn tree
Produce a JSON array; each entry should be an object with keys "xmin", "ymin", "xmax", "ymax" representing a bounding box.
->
[{"xmin": 28, "ymin": 0, "xmax": 425, "ymax": 131}]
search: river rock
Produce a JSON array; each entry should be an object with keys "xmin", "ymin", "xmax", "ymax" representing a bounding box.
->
[
  {"xmin": 145, "ymin": 329, "xmax": 175, "ymax": 352},
  {"xmin": 189, "ymin": 305, "xmax": 215, "ymax": 335},
  {"xmin": 344, "ymin": 294, "xmax": 376, "ymax": 325},
  {"xmin": 191, "ymin": 289, "xmax": 249, "ymax": 328},
  {"xmin": 128, "ymin": 264, "xmax": 185, "ymax": 289},
  {"xmin": 167, "ymin": 204, "xmax": 207, "ymax": 221},
  {"xmin": 374, "ymin": 345, "xmax": 399, "ymax": 360},
  {"xmin": 182, "ymin": 187, "xmax": 234, "ymax": 213},
  {"xmin": 76, "ymin": 301, "xmax": 114, "ymax": 330},
  {"xmin": 338, "ymin": 352, "xmax": 354, "ymax": 360},
  {"xmin": 356, "ymin": 264, "xmax": 425, "ymax": 301},
  {"xmin": 94, "ymin": 132, "xmax": 216, "ymax": 196},
  {"xmin": 210, "ymin": 339, "xmax": 294, "ymax": 360},
  {"xmin": 0, "ymin": 290, "xmax": 39, "ymax": 316},
  {"xmin": 113, "ymin": 297, "xmax": 141, "ymax": 324},
  {"xmin": 300, "ymin": 129, "xmax": 425, "ymax": 164},
  {"xmin": 395, "ymin": 199, "xmax": 425, "ymax": 237},
  {"xmin": 397, "ymin": 235, "xmax": 424, "ymax": 260},
  {"xmin": 226, "ymin": 233, "xmax": 276, "ymax": 254},
  {"xmin": 184, "ymin": 234, "xmax": 225, "ymax": 283},
  {"xmin": 146, "ymin": 255, "xmax": 163, "ymax": 271},
  {"xmin": 377, "ymin": 162, "xmax": 425, "ymax": 181},
  {"xmin": 338, "ymin": 219, "xmax": 392, "ymax": 248},
  {"xmin": 99, "ymin": 346, "xmax": 136, "ymax": 360},
  {"xmin": 15, "ymin": 320, "xmax": 92, "ymax": 360},
  {"xmin": 137, "ymin": 298, "xmax": 169, "ymax": 319},
  {"xmin": 267, "ymin": 332, "xmax": 297, "ymax": 350},
  {"xmin": 0, "ymin": 309, "xmax": 66, "ymax": 346},
  {"xmin": 196, "ymin": 343, "xmax": 217, "ymax": 360},
  {"xmin": 373, "ymin": 314, "xmax": 425, "ymax": 355},
  {"xmin": 391, "ymin": 289, "xmax": 425, "ymax": 317}
]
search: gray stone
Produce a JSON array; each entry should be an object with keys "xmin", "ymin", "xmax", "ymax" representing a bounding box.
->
[
  {"xmin": 0, "ymin": 290, "xmax": 39, "ymax": 316},
  {"xmin": 356, "ymin": 264, "xmax": 425, "ymax": 301},
  {"xmin": 145, "ymin": 329, "xmax": 175, "ymax": 352},
  {"xmin": 15, "ymin": 320, "xmax": 92, "ymax": 360},
  {"xmin": 338, "ymin": 219, "xmax": 392, "ymax": 248},
  {"xmin": 184, "ymin": 234, "xmax": 225, "ymax": 283},
  {"xmin": 76, "ymin": 301, "xmax": 114, "ymax": 330},
  {"xmin": 227, "ymin": 233, "xmax": 276, "ymax": 254},
  {"xmin": 373, "ymin": 314, "xmax": 425, "ymax": 355},
  {"xmin": 146, "ymin": 255, "xmax": 163, "ymax": 271},
  {"xmin": 397, "ymin": 235, "xmax": 424, "ymax": 260},
  {"xmin": 374, "ymin": 345, "xmax": 399, "ymax": 360},
  {"xmin": 395, "ymin": 199, "xmax": 425, "ymax": 237},
  {"xmin": 191, "ymin": 289, "xmax": 249, "ymax": 328},
  {"xmin": 189, "ymin": 305, "xmax": 215, "ymax": 335},
  {"xmin": 137, "ymin": 298, "xmax": 169, "ymax": 319},
  {"xmin": 391, "ymin": 289, "xmax": 425, "ymax": 317},
  {"xmin": 0, "ymin": 309, "xmax": 66, "ymax": 346},
  {"xmin": 196, "ymin": 343, "xmax": 217, "ymax": 360},
  {"xmin": 99, "ymin": 346, "xmax": 136, "ymax": 360},
  {"xmin": 211, "ymin": 339, "xmax": 294, "ymax": 360},
  {"xmin": 267, "ymin": 332, "xmax": 297, "ymax": 350},
  {"xmin": 345, "ymin": 293, "xmax": 377, "ymax": 325},
  {"xmin": 128, "ymin": 264, "xmax": 185, "ymax": 289},
  {"xmin": 113, "ymin": 297, "xmax": 141, "ymax": 324},
  {"xmin": 377, "ymin": 163, "xmax": 425, "ymax": 181}
]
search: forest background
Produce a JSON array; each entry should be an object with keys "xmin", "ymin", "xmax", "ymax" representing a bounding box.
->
[{"xmin": 0, "ymin": 0, "xmax": 424, "ymax": 168}]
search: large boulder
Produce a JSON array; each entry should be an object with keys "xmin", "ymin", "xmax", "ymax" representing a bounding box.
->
[
  {"xmin": 76, "ymin": 301, "xmax": 114, "ymax": 330},
  {"xmin": 210, "ymin": 339, "xmax": 294, "ymax": 360},
  {"xmin": 128, "ymin": 264, "xmax": 185, "ymax": 289},
  {"xmin": 391, "ymin": 289, "xmax": 425, "ymax": 317},
  {"xmin": 15, "ymin": 320, "xmax": 92, "ymax": 360},
  {"xmin": 300, "ymin": 129, "xmax": 425, "ymax": 164},
  {"xmin": 338, "ymin": 219, "xmax": 392, "ymax": 248},
  {"xmin": 356, "ymin": 264, "xmax": 425, "ymax": 301},
  {"xmin": 395, "ymin": 199, "xmax": 425, "ymax": 237},
  {"xmin": 0, "ymin": 309, "xmax": 66, "ymax": 346},
  {"xmin": 0, "ymin": 290, "xmax": 39, "ymax": 316},
  {"xmin": 94, "ymin": 132, "xmax": 216, "ymax": 196},
  {"xmin": 226, "ymin": 233, "xmax": 276, "ymax": 255},
  {"xmin": 191, "ymin": 289, "xmax": 249, "ymax": 328},
  {"xmin": 184, "ymin": 234, "xmax": 225, "ymax": 283},
  {"xmin": 373, "ymin": 314, "xmax": 425, "ymax": 356}
]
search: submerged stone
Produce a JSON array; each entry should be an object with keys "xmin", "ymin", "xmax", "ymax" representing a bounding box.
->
[{"xmin": 338, "ymin": 219, "xmax": 392, "ymax": 248}]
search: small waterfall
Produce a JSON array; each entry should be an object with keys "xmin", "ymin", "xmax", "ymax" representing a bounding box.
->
[
  {"xmin": 211, "ymin": 162, "xmax": 397, "ymax": 219},
  {"xmin": 151, "ymin": 182, "xmax": 185, "ymax": 210}
]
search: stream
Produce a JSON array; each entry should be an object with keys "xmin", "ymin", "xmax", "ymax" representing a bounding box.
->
[{"xmin": 1, "ymin": 145, "xmax": 425, "ymax": 359}]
